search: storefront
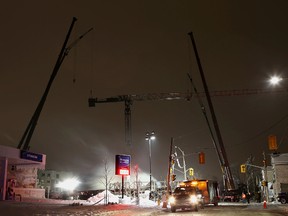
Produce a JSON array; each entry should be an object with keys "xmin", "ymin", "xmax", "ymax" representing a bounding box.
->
[{"xmin": 0, "ymin": 144, "xmax": 46, "ymax": 201}]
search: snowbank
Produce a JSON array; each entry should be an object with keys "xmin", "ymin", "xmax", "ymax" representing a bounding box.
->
[
  {"xmin": 88, "ymin": 190, "xmax": 119, "ymax": 204},
  {"xmin": 87, "ymin": 190, "xmax": 158, "ymax": 207}
]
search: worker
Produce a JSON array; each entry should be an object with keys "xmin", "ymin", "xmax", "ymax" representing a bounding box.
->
[
  {"xmin": 7, "ymin": 186, "xmax": 15, "ymax": 200},
  {"xmin": 246, "ymin": 192, "xmax": 251, "ymax": 204}
]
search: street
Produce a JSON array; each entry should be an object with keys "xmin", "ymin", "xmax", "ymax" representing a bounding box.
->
[{"xmin": 1, "ymin": 201, "xmax": 288, "ymax": 216}]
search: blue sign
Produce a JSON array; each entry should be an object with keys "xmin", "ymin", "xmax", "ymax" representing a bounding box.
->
[
  {"xmin": 20, "ymin": 150, "xmax": 43, "ymax": 162},
  {"xmin": 115, "ymin": 154, "xmax": 131, "ymax": 175}
]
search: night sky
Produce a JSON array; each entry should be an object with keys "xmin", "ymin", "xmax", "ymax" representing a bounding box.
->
[{"xmin": 1, "ymin": 1, "xmax": 288, "ymax": 190}]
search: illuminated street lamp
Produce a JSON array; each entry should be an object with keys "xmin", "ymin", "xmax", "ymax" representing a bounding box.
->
[
  {"xmin": 145, "ymin": 131, "xmax": 155, "ymax": 196},
  {"xmin": 269, "ymin": 75, "xmax": 283, "ymax": 85}
]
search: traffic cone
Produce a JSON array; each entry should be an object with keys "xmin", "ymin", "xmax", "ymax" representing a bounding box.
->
[{"xmin": 263, "ymin": 200, "xmax": 267, "ymax": 209}]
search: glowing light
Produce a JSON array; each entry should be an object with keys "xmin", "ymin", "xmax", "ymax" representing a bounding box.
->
[
  {"xmin": 169, "ymin": 196, "xmax": 175, "ymax": 204},
  {"xmin": 191, "ymin": 181, "xmax": 198, "ymax": 186},
  {"xmin": 145, "ymin": 131, "xmax": 156, "ymax": 140},
  {"xmin": 269, "ymin": 76, "xmax": 283, "ymax": 85},
  {"xmin": 119, "ymin": 169, "xmax": 129, "ymax": 175},
  {"xmin": 56, "ymin": 177, "xmax": 80, "ymax": 191},
  {"xmin": 190, "ymin": 195, "xmax": 198, "ymax": 203}
]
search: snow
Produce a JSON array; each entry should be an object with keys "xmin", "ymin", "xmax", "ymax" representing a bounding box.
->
[
  {"xmin": 86, "ymin": 190, "xmax": 158, "ymax": 207},
  {"xmin": 87, "ymin": 190, "xmax": 118, "ymax": 204}
]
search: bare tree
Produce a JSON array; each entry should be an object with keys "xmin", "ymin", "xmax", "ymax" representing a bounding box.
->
[
  {"xmin": 134, "ymin": 165, "xmax": 140, "ymax": 204},
  {"xmin": 99, "ymin": 157, "xmax": 114, "ymax": 205}
]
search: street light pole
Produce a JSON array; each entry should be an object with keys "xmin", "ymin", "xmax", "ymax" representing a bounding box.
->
[
  {"xmin": 175, "ymin": 146, "xmax": 187, "ymax": 180},
  {"xmin": 149, "ymin": 138, "xmax": 152, "ymax": 193},
  {"xmin": 145, "ymin": 131, "xmax": 155, "ymax": 198}
]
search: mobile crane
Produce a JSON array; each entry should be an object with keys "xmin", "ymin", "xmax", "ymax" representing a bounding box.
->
[
  {"xmin": 17, "ymin": 18, "xmax": 92, "ymax": 151},
  {"xmin": 188, "ymin": 31, "xmax": 238, "ymax": 191}
]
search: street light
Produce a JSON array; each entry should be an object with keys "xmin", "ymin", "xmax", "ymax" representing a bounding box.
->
[
  {"xmin": 269, "ymin": 75, "xmax": 283, "ymax": 85},
  {"xmin": 175, "ymin": 146, "xmax": 187, "ymax": 180},
  {"xmin": 145, "ymin": 131, "xmax": 155, "ymax": 197}
]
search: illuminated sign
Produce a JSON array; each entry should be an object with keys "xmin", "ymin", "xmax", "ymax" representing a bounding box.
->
[
  {"xmin": 119, "ymin": 169, "xmax": 129, "ymax": 175},
  {"xmin": 20, "ymin": 150, "xmax": 43, "ymax": 162},
  {"xmin": 115, "ymin": 154, "xmax": 131, "ymax": 176}
]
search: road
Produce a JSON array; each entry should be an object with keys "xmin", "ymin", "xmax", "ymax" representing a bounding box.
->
[{"xmin": 1, "ymin": 202, "xmax": 288, "ymax": 215}]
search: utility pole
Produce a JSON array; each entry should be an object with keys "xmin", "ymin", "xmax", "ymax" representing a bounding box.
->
[
  {"xmin": 263, "ymin": 151, "xmax": 269, "ymax": 203},
  {"xmin": 167, "ymin": 138, "xmax": 173, "ymax": 195}
]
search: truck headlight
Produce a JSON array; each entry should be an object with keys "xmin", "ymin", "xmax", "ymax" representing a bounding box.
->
[
  {"xmin": 190, "ymin": 195, "xmax": 198, "ymax": 204},
  {"xmin": 169, "ymin": 196, "xmax": 175, "ymax": 204}
]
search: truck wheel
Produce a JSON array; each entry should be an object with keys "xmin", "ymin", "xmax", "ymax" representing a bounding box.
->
[
  {"xmin": 171, "ymin": 207, "xmax": 176, "ymax": 212},
  {"xmin": 280, "ymin": 198, "xmax": 287, "ymax": 204}
]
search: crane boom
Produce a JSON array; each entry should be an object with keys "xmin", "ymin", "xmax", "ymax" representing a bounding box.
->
[
  {"xmin": 89, "ymin": 92, "xmax": 192, "ymax": 105},
  {"xmin": 17, "ymin": 17, "xmax": 77, "ymax": 151},
  {"xmin": 188, "ymin": 32, "xmax": 235, "ymax": 190},
  {"xmin": 193, "ymin": 88, "xmax": 288, "ymax": 97},
  {"xmin": 88, "ymin": 87, "xmax": 287, "ymax": 153},
  {"xmin": 17, "ymin": 18, "xmax": 93, "ymax": 151}
]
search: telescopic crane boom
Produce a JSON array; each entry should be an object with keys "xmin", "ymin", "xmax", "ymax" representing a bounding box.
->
[
  {"xmin": 17, "ymin": 18, "xmax": 92, "ymax": 151},
  {"xmin": 188, "ymin": 32, "xmax": 235, "ymax": 190}
]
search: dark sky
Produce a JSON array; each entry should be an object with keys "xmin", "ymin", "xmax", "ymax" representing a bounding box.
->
[{"xmin": 1, "ymin": 0, "xmax": 288, "ymax": 189}]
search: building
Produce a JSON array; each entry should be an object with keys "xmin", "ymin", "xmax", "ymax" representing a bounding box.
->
[
  {"xmin": 37, "ymin": 169, "xmax": 73, "ymax": 198},
  {"xmin": 271, "ymin": 153, "xmax": 288, "ymax": 196},
  {"xmin": 0, "ymin": 144, "xmax": 46, "ymax": 200}
]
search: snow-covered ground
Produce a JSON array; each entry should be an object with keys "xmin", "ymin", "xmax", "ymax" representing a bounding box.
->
[
  {"xmin": 19, "ymin": 190, "xmax": 288, "ymax": 211},
  {"xmin": 1, "ymin": 191, "xmax": 288, "ymax": 216}
]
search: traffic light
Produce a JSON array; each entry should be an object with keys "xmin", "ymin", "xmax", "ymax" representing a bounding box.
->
[
  {"xmin": 268, "ymin": 135, "xmax": 278, "ymax": 151},
  {"xmin": 171, "ymin": 174, "xmax": 176, "ymax": 181},
  {"xmin": 171, "ymin": 159, "xmax": 175, "ymax": 165},
  {"xmin": 262, "ymin": 181, "xmax": 268, "ymax": 186},
  {"xmin": 199, "ymin": 152, "xmax": 205, "ymax": 164},
  {"xmin": 189, "ymin": 168, "xmax": 194, "ymax": 176},
  {"xmin": 240, "ymin": 164, "xmax": 246, "ymax": 173}
]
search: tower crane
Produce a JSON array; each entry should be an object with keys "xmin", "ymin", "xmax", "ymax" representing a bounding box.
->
[
  {"xmin": 88, "ymin": 87, "xmax": 287, "ymax": 151},
  {"xmin": 88, "ymin": 92, "xmax": 192, "ymax": 150}
]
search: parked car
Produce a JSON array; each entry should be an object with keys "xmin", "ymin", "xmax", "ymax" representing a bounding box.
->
[
  {"xmin": 277, "ymin": 192, "xmax": 288, "ymax": 204},
  {"xmin": 222, "ymin": 189, "xmax": 241, "ymax": 202},
  {"xmin": 168, "ymin": 186, "xmax": 199, "ymax": 212}
]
